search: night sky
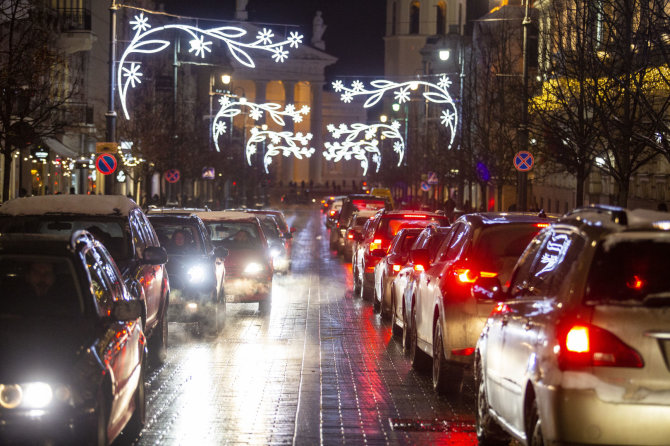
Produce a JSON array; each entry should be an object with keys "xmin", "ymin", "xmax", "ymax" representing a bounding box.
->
[{"xmin": 160, "ymin": 0, "xmax": 388, "ymax": 81}]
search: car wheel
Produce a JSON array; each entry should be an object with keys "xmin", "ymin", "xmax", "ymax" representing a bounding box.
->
[
  {"xmin": 401, "ymin": 304, "xmax": 411, "ymax": 353},
  {"xmin": 149, "ymin": 311, "xmax": 168, "ymax": 365},
  {"xmin": 258, "ymin": 298, "xmax": 271, "ymax": 315},
  {"xmin": 527, "ymin": 399, "xmax": 544, "ymax": 446},
  {"xmin": 475, "ymin": 357, "xmax": 509, "ymax": 445},
  {"xmin": 391, "ymin": 291, "xmax": 402, "ymax": 338},
  {"xmin": 125, "ymin": 361, "xmax": 146, "ymax": 438},
  {"xmin": 432, "ymin": 322, "xmax": 461, "ymax": 394},
  {"xmin": 353, "ymin": 269, "xmax": 361, "ymax": 295},
  {"xmin": 373, "ymin": 284, "xmax": 381, "ymax": 313},
  {"xmin": 409, "ymin": 303, "xmax": 428, "ymax": 371}
]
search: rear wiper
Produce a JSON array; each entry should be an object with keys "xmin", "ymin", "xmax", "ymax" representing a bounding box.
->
[{"xmin": 642, "ymin": 292, "xmax": 670, "ymax": 307}]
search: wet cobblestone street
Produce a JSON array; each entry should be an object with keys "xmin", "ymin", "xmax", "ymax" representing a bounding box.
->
[{"xmin": 124, "ymin": 207, "xmax": 479, "ymax": 445}]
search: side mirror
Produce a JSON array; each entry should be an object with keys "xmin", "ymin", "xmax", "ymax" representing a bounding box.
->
[
  {"xmin": 111, "ymin": 299, "xmax": 142, "ymax": 321},
  {"xmin": 142, "ymin": 246, "xmax": 168, "ymax": 265},
  {"xmin": 371, "ymin": 248, "xmax": 387, "ymax": 257},
  {"xmin": 472, "ymin": 276, "xmax": 505, "ymax": 302},
  {"xmin": 215, "ymin": 246, "xmax": 229, "ymax": 259},
  {"xmin": 410, "ymin": 248, "xmax": 430, "ymax": 270}
]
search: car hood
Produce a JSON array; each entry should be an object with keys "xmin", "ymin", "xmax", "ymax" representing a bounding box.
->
[{"xmin": 0, "ymin": 318, "xmax": 93, "ymax": 382}]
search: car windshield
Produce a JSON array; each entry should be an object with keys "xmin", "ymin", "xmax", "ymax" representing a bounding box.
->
[
  {"xmin": 0, "ymin": 256, "xmax": 82, "ymax": 318},
  {"xmin": 205, "ymin": 221, "xmax": 262, "ymax": 249},
  {"xmin": 379, "ymin": 216, "xmax": 448, "ymax": 239},
  {"xmin": 151, "ymin": 221, "xmax": 205, "ymax": 255},
  {"xmin": 351, "ymin": 199, "xmax": 386, "ymax": 212},
  {"xmin": 586, "ymin": 239, "xmax": 670, "ymax": 306},
  {"xmin": 0, "ymin": 216, "xmax": 129, "ymax": 260},
  {"xmin": 472, "ymin": 224, "xmax": 542, "ymax": 282}
]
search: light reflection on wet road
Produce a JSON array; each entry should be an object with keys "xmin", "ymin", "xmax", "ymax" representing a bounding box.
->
[{"xmin": 121, "ymin": 207, "xmax": 479, "ymax": 445}]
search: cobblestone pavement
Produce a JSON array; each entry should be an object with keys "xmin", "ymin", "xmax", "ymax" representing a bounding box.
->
[{"xmin": 121, "ymin": 207, "xmax": 480, "ymax": 446}]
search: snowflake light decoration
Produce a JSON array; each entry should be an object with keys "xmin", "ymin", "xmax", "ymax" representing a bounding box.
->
[
  {"xmin": 323, "ymin": 121, "xmax": 405, "ymax": 175},
  {"xmin": 332, "ymin": 75, "xmax": 458, "ymax": 149},
  {"xmin": 211, "ymin": 97, "xmax": 310, "ymax": 154},
  {"xmin": 118, "ymin": 12, "xmax": 304, "ymax": 119},
  {"xmin": 246, "ymin": 129, "xmax": 315, "ymax": 173}
]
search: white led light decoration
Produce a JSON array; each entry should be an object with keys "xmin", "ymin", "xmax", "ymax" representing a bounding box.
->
[
  {"xmin": 323, "ymin": 121, "xmax": 405, "ymax": 175},
  {"xmin": 246, "ymin": 128, "xmax": 315, "ymax": 173},
  {"xmin": 119, "ymin": 12, "xmax": 304, "ymax": 119},
  {"xmin": 332, "ymin": 75, "xmax": 458, "ymax": 149},
  {"xmin": 212, "ymin": 95, "xmax": 310, "ymax": 153}
]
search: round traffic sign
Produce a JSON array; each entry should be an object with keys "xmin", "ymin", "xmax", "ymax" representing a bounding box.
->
[
  {"xmin": 420, "ymin": 181, "xmax": 431, "ymax": 192},
  {"xmin": 165, "ymin": 169, "xmax": 180, "ymax": 184},
  {"xmin": 95, "ymin": 153, "xmax": 117, "ymax": 175},
  {"xmin": 514, "ymin": 151, "xmax": 534, "ymax": 172}
]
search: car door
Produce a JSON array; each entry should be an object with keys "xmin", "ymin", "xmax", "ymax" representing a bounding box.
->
[{"xmin": 499, "ymin": 227, "xmax": 586, "ymax": 430}]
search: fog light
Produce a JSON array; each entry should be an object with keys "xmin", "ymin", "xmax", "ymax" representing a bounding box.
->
[
  {"xmin": 187, "ymin": 302, "xmax": 198, "ymax": 311},
  {"xmin": 0, "ymin": 384, "xmax": 22, "ymax": 409}
]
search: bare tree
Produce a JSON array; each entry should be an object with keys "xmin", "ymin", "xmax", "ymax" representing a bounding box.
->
[{"xmin": 0, "ymin": 0, "xmax": 80, "ymax": 201}]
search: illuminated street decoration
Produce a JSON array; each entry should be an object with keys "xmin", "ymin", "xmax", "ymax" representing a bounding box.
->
[
  {"xmin": 323, "ymin": 121, "xmax": 405, "ymax": 175},
  {"xmin": 332, "ymin": 75, "xmax": 458, "ymax": 149},
  {"xmin": 212, "ymin": 95, "xmax": 310, "ymax": 154},
  {"xmin": 246, "ymin": 129, "xmax": 315, "ymax": 173},
  {"xmin": 119, "ymin": 12, "xmax": 304, "ymax": 119}
]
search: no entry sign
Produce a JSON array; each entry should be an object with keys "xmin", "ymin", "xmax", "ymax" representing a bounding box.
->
[
  {"xmin": 165, "ymin": 169, "xmax": 180, "ymax": 184},
  {"xmin": 514, "ymin": 151, "xmax": 534, "ymax": 172},
  {"xmin": 95, "ymin": 153, "xmax": 117, "ymax": 175}
]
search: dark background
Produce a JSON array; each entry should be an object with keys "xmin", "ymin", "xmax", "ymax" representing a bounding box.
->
[{"xmin": 160, "ymin": 0, "xmax": 387, "ymax": 81}]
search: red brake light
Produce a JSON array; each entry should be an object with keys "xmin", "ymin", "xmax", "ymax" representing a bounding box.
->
[
  {"xmin": 489, "ymin": 302, "xmax": 511, "ymax": 317},
  {"xmin": 454, "ymin": 268, "xmax": 497, "ymax": 284},
  {"xmin": 558, "ymin": 323, "xmax": 644, "ymax": 369},
  {"xmin": 402, "ymin": 214, "xmax": 427, "ymax": 219},
  {"xmin": 414, "ymin": 264, "xmax": 424, "ymax": 272},
  {"xmin": 392, "ymin": 264, "xmax": 401, "ymax": 272},
  {"xmin": 451, "ymin": 347, "xmax": 475, "ymax": 356},
  {"xmin": 535, "ymin": 223, "xmax": 550, "ymax": 228},
  {"xmin": 626, "ymin": 275, "xmax": 645, "ymax": 290}
]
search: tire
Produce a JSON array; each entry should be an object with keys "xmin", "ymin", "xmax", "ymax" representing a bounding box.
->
[
  {"xmin": 391, "ymin": 291, "xmax": 402, "ymax": 338},
  {"xmin": 258, "ymin": 298, "xmax": 271, "ymax": 314},
  {"xmin": 373, "ymin": 285, "xmax": 381, "ymax": 313},
  {"xmin": 124, "ymin": 362, "xmax": 146, "ymax": 439},
  {"xmin": 432, "ymin": 322, "xmax": 461, "ymax": 394},
  {"xmin": 401, "ymin": 304, "xmax": 411, "ymax": 353},
  {"xmin": 527, "ymin": 399, "xmax": 544, "ymax": 446},
  {"xmin": 475, "ymin": 358, "xmax": 509, "ymax": 445},
  {"xmin": 149, "ymin": 312, "xmax": 168, "ymax": 365},
  {"xmin": 408, "ymin": 303, "xmax": 428, "ymax": 371},
  {"xmin": 353, "ymin": 269, "xmax": 361, "ymax": 295}
]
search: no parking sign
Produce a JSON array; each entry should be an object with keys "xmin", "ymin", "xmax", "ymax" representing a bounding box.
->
[{"xmin": 95, "ymin": 153, "xmax": 117, "ymax": 175}]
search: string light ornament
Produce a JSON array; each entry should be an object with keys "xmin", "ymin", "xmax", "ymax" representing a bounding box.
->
[
  {"xmin": 119, "ymin": 12, "xmax": 304, "ymax": 119},
  {"xmin": 247, "ymin": 129, "xmax": 315, "ymax": 173},
  {"xmin": 323, "ymin": 121, "xmax": 405, "ymax": 175},
  {"xmin": 332, "ymin": 75, "xmax": 458, "ymax": 149}
]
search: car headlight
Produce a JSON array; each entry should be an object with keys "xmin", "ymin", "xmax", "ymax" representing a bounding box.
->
[
  {"xmin": 244, "ymin": 262, "xmax": 264, "ymax": 274},
  {"xmin": 187, "ymin": 264, "xmax": 206, "ymax": 283},
  {"xmin": 0, "ymin": 382, "xmax": 68, "ymax": 409},
  {"xmin": 270, "ymin": 248, "xmax": 282, "ymax": 258}
]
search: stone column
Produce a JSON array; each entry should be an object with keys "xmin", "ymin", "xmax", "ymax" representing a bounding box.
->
[
  {"xmin": 281, "ymin": 81, "xmax": 296, "ymax": 183},
  {"xmin": 309, "ymin": 81, "xmax": 324, "ymax": 185}
]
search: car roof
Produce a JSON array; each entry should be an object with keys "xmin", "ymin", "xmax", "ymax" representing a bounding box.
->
[
  {"xmin": 145, "ymin": 207, "xmax": 209, "ymax": 215},
  {"xmin": 194, "ymin": 210, "xmax": 259, "ymax": 222},
  {"xmin": 458, "ymin": 212, "xmax": 553, "ymax": 227},
  {"xmin": 147, "ymin": 214, "xmax": 205, "ymax": 225},
  {"xmin": 0, "ymin": 195, "xmax": 139, "ymax": 217},
  {"xmin": 0, "ymin": 232, "xmax": 91, "ymax": 257},
  {"xmin": 380, "ymin": 210, "xmax": 446, "ymax": 218}
]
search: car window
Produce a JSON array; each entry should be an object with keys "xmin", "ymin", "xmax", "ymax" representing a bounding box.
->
[
  {"xmin": 204, "ymin": 221, "xmax": 262, "ymax": 249},
  {"xmin": 437, "ymin": 223, "xmax": 469, "ymax": 261},
  {"xmin": 0, "ymin": 256, "xmax": 82, "ymax": 317},
  {"xmin": 508, "ymin": 232, "xmax": 548, "ymax": 296},
  {"xmin": 151, "ymin": 221, "xmax": 205, "ymax": 254},
  {"xmin": 138, "ymin": 212, "xmax": 160, "ymax": 246},
  {"xmin": 95, "ymin": 245, "xmax": 127, "ymax": 301},
  {"xmin": 86, "ymin": 249, "xmax": 114, "ymax": 317},
  {"xmin": 586, "ymin": 237, "xmax": 670, "ymax": 305},
  {"xmin": 378, "ymin": 216, "xmax": 448, "ymax": 239}
]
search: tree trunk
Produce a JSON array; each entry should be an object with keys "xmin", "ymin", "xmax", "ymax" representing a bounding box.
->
[
  {"xmin": 575, "ymin": 163, "xmax": 585, "ymax": 208},
  {"xmin": 497, "ymin": 184, "xmax": 504, "ymax": 212},
  {"xmin": 615, "ymin": 177, "xmax": 630, "ymax": 208},
  {"xmin": 3, "ymin": 150, "xmax": 13, "ymax": 202}
]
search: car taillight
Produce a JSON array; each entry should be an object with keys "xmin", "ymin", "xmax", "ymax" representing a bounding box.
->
[
  {"xmin": 402, "ymin": 214, "xmax": 427, "ymax": 219},
  {"xmin": 535, "ymin": 223, "xmax": 550, "ymax": 228},
  {"xmin": 414, "ymin": 264, "xmax": 424, "ymax": 272},
  {"xmin": 489, "ymin": 302, "xmax": 511, "ymax": 317},
  {"xmin": 370, "ymin": 239, "xmax": 383, "ymax": 251},
  {"xmin": 557, "ymin": 323, "xmax": 644, "ymax": 369},
  {"xmin": 453, "ymin": 268, "xmax": 497, "ymax": 284},
  {"xmin": 330, "ymin": 210, "xmax": 336, "ymax": 216},
  {"xmin": 392, "ymin": 264, "xmax": 401, "ymax": 272}
]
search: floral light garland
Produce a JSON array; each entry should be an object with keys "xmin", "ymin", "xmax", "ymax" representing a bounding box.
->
[{"xmin": 246, "ymin": 129, "xmax": 315, "ymax": 173}]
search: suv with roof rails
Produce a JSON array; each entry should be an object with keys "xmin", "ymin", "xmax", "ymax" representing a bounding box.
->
[
  {"xmin": 474, "ymin": 205, "xmax": 670, "ymax": 446},
  {"xmin": 0, "ymin": 195, "xmax": 170, "ymax": 365},
  {"xmin": 330, "ymin": 194, "xmax": 391, "ymax": 253}
]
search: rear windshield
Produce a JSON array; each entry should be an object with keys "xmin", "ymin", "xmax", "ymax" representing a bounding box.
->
[
  {"xmin": 472, "ymin": 224, "xmax": 542, "ymax": 277},
  {"xmin": 0, "ymin": 216, "xmax": 129, "ymax": 260},
  {"xmin": 204, "ymin": 221, "xmax": 262, "ymax": 249},
  {"xmin": 586, "ymin": 239, "xmax": 670, "ymax": 306},
  {"xmin": 150, "ymin": 221, "xmax": 205, "ymax": 255},
  {"xmin": 351, "ymin": 199, "xmax": 386, "ymax": 212},
  {"xmin": 379, "ymin": 216, "xmax": 449, "ymax": 239},
  {"xmin": 0, "ymin": 256, "xmax": 82, "ymax": 318}
]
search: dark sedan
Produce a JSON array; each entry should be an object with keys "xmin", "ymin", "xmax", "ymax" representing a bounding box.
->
[
  {"xmin": 148, "ymin": 214, "xmax": 228, "ymax": 336},
  {"xmin": 0, "ymin": 231, "xmax": 146, "ymax": 446}
]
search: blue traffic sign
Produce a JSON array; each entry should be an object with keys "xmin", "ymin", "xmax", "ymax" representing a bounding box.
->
[
  {"xmin": 427, "ymin": 171, "xmax": 439, "ymax": 185},
  {"xmin": 420, "ymin": 181, "xmax": 431, "ymax": 192},
  {"xmin": 514, "ymin": 151, "xmax": 534, "ymax": 172},
  {"xmin": 165, "ymin": 169, "xmax": 180, "ymax": 183},
  {"xmin": 95, "ymin": 153, "xmax": 117, "ymax": 175}
]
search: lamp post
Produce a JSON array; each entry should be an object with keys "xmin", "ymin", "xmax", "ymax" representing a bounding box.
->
[
  {"xmin": 517, "ymin": 0, "xmax": 532, "ymax": 211},
  {"xmin": 105, "ymin": 0, "xmax": 118, "ymax": 195}
]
